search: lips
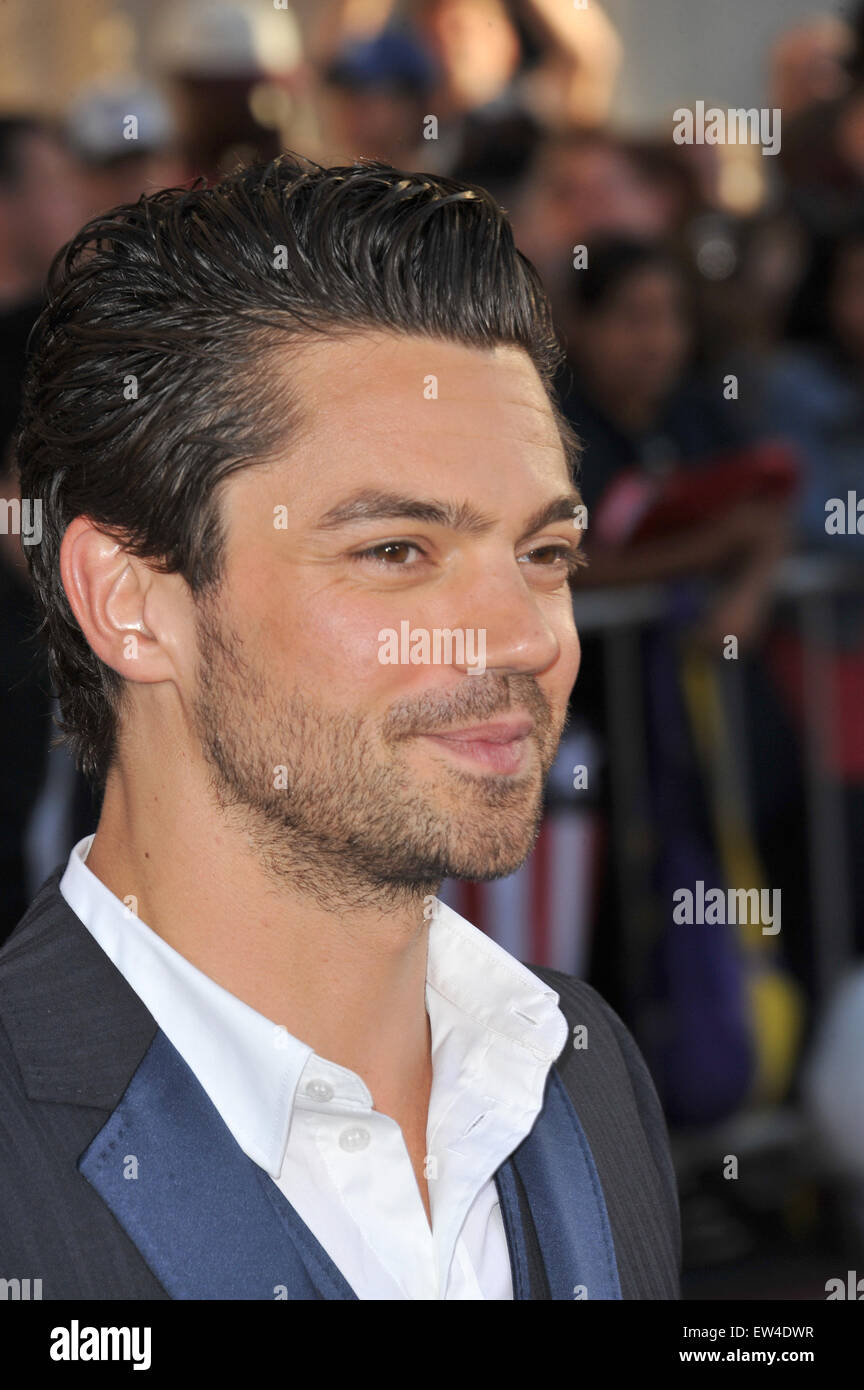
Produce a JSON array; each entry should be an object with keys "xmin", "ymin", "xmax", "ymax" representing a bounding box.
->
[
  {"xmin": 417, "ymin": 718, "xmax": 535, "ymax": 774},
  {"xmin": 422, "ymin": 718, "xmax": 535, "ymax": 745}
]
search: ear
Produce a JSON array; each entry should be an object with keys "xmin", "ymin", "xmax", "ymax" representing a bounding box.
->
[{"xmin": 59, "ymin": 516, "xmax": 180, "ymax": 687}]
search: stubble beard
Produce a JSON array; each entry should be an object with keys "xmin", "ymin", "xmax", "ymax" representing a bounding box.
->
[{"xmin": 190, "ymin": 598, "xmax": 566, "ymax": 913}]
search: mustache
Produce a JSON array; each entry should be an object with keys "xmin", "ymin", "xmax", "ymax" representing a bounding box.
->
[{"xmin": 381, "ymin": 674, "xmax": 556, "ymax": 742}]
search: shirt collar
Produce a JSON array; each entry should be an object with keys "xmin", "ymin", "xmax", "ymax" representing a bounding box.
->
[{"xmin": 60, "ymin": 834, "xmax": 568, "ymax": 1177}]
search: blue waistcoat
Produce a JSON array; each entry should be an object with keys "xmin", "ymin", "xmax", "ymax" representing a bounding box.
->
[{"xmin": 80, "ymin": 1030, "xmax": 622, "ymax": 1300}]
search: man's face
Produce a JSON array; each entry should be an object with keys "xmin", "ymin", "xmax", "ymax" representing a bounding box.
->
[{"xmin": 189, "ymin": 332, "xmax": 581, "ymax": 901}]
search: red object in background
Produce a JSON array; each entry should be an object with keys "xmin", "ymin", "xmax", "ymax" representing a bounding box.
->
[
  {"xmin": 593, "ymin": 442, "xmax": 799, "ymax": 548},
  {"xmin": 769, "ymin": 630, "xmax": 864, "ymax": 781}
]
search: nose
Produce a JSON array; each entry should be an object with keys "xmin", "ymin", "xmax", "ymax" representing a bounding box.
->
[{"xmin": 447, "ymin": 566, "xmax": 574, "ymax": 679}]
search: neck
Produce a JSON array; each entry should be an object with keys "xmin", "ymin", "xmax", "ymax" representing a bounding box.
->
[{"xmin": 84, "ymin": 753, "xmax": 434, "ymax": 1095}]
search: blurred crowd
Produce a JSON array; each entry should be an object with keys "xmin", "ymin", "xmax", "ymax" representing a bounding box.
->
[{"xmin": 2, "ymin": 0, "xmax": 864, "ymax": 1296}]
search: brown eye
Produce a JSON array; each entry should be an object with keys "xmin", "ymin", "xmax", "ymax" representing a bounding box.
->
[
  {"xmin": 376, "ymin": 543, "xmax": 412, "ymax": 563},
  {"xmin": 518, "ymin": 545, "xmax": 588, "ymax": 585},
  {"xmin": 353, "ymin": 541, "xmax": 425, "ymax": 566},
  {"xmin": 526, "ymin": 546, "xmax": 564, "ymax": 565},
  {"xmin": 521, "ymin": 545, "xmax": 581, "ymax": 568}
]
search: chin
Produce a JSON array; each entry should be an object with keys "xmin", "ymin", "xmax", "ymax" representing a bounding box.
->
[
  {"xmin": 451, "ymin": 856, "xmax": 532, "ymax": 883},
  {"xmin": 435, "ymin": 831, "xmax": 540, "ymax": 884}
]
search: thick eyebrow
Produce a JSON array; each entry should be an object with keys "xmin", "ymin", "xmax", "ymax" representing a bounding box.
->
[
  {"xmin": 314, "ymin": 488, "xmax": 584, "ymax": 542},
  {"xmin": 517, "ymin": 493, "xmax": 586, "ymax": 543}
]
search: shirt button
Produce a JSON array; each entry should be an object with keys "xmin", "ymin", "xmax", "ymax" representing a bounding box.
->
[
  {"xmin": 304, "ymin": 1078, "xmax": 334, "ymax": 1103},
  {"xmin": 339, "ymin": 1125, "xmax": 371, "ymax": 1152}
]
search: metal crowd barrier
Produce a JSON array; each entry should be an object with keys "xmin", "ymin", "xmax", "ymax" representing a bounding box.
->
[{"xmin": 571, "ymin": 555, "xmax": 864, "ymax": 1009}]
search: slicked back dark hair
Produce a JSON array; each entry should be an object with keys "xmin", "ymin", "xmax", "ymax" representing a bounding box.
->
[{"xmin": 16, "ymin": 152, "xmax": 579, "ymax": 789}]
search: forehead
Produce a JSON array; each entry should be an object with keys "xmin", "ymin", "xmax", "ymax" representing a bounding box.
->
[
  {"xmin": 272, "ymin": 330, "xmax": 565, "ymax": 467},
  {"xmin": 222, "ymin": 331, "xmax": 577, "ymax": 545}
]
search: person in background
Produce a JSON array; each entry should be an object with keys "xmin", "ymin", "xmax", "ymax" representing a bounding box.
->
[
  {"xmin": 777, "ymin": 5, "xmax": 864, "ymax": 236},
  {"xmin": 759, "ymin": 221, "xmax": 864, "ymax": 951},
  {"xmin": 557, "ymin": 238, "xmax": 787, "ymax": 642},
  {"xmin": 764, "ymin": 218, "xmax": 864, "ymax": 554},
  {"xmin": 412, "ymin": 0, "xmax": 621, "ymax": 133},
  {"xmin": 0, "ymin": 117, "xmax": 86, "ymax": 452},
  {"xmin": 152, "ymin": 0, "xmax": 303, "ymax": 181},
  {"xmin": 510, "ymin": 131, "xmax": 671, "ymax": 306},
  {"xmin": 319, "ymin": 25, "xmax": 438, "ymax": 166},
  {"xmin": 769, "ymin": 15, "xmax": 853, "ymax": 121},
  {"xmin": 411, "ymin": 0, "xmax": 522, "ymax": 129},
  {"xmin": 0, "ymin": 116, "xmax": 88, "ymax": 943},
  {"xmin": 557, "ymin": 239, "xmax": 800, "ymax": 1019},
  {"xmin": 65, "ymin": 84, "xmax": 188, "ymax": 218}
]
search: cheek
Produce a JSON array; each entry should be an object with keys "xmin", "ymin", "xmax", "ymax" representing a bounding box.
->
[{"xmin": 260, "ymin": 584, "xmax": 437, "ymax": 700}]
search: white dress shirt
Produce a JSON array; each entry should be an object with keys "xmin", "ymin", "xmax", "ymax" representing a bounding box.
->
[{"xmin": 59, "ymin": 833, "xmax": 568, "ymax": 1300}]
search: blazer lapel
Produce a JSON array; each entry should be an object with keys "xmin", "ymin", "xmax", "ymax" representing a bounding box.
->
[
  {"xmin": 78, "ymin": 1029, "xmax": 358, "ymax": 1300},
  {"xmin": 497, "ymin": 1068, "xmax": 622, "ymax": 1300},
  {"xmin": 1, "ymin": 872, "xmax": 355, "ymax": 1301}
]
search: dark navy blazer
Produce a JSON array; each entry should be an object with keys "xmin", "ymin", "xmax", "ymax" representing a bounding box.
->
[{"xmin": 0, "ymin": 869, "xmax": 681, "ymax": 1300}]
